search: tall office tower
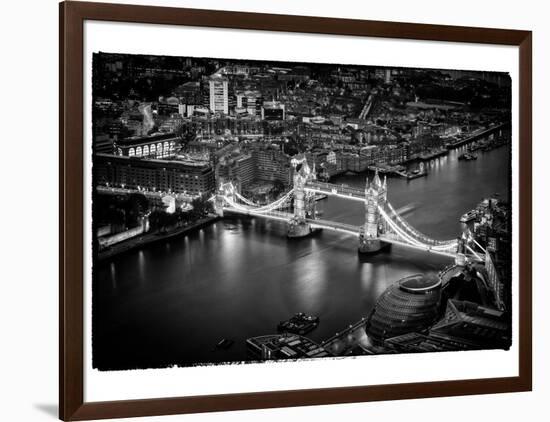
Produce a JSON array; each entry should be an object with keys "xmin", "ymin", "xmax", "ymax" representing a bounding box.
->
[{"xmin": 209, "ymin": 76, "xmax": 229, "ymax": 114}]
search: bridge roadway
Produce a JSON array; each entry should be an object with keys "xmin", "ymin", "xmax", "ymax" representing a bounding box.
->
[
  {"xmin": 224, "ymin": 207, "xmax": 360, "ymax": 235},
  {"xmin": 223, "ymin": 207, "xmax": 457, "ymax": 258},
  {"xmin": 304, "ymin": 181, "xmax": 366, "ymax": 202}
]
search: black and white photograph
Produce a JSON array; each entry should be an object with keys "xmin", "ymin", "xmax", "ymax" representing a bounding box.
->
[{"xmin": 91, "ymin": 52, "xmax": 512, "ymax": 371}]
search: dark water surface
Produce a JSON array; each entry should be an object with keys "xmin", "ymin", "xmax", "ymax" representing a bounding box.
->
[{"xmin": 93, "ymin": 146, "xmax": 510, "ymax": 370}]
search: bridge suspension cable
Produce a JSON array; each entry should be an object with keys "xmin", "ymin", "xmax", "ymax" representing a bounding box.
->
[
  {"xmin": 465, "ymin": 244, "xmax": 483, "ymax": 261},
  {"xmin": 233, "ymin": 191, "xmax": 260, "ymax": 206},
  {"xmin": 378, "ymin": 206, "xmax": 433, "ymax": 248},
  {"xmin": 224, "ymin": 190, "xmax": 294, "ymax": 214},
  {"xmin": 217, "ymin": 181, "xmax": 461, "ymax": 257},
  {"xmin": 385, "ymin": 201, "xmax": 457, "ymax": 247},
  {"xmin": 378, "ymin": 205, "xmax": 457, "ymax": 252},
  {"xmin": 470, "ymin": 236, "xmax": 488, "ymax": 255}
]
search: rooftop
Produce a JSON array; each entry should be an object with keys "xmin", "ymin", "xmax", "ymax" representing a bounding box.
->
[
  {"xmin": 95, "ymin": 153, "xmax": 211, "ymax": 168},
  {"xmin": 246, "ymin": 334, "xmax": 331, "ymax": 360},
  {"xmin": 399, "ymin": 274, "xmax": 442, "ymax": 294},
  {"xmin": 117, "ymin": 132, "xmax": 179, "ymax": 145}
]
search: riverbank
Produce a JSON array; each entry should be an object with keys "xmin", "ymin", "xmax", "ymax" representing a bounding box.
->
[
  {"xmin": 94, "ymin": 145, "xmax": 509, "ymax": 368},
  {"xmin": 97, "ymin": 215, "xmax": 219, "ymax": 261}
]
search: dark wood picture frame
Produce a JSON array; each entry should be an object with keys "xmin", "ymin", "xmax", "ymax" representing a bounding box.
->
[{"xmin": 59, "ymin": 1, "xmax": 532, "ymax": 420}]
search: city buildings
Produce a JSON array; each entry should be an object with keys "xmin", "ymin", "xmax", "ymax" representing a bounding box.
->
[
  {"xmin": 429, "ymin": 299, "xmax": 510, "ymax": 349},
  {"xmin": 209, "ymin": 75, "xmax": 229, "ymax": 114},
  {"xmin": 246, "ymin": 334, "xmax": 331, "ymax": 360},
  {"xmin": 252, "ymin": 145, "xmax": 292, "ymax": 185},
  {"xmin": 95, "ymin": 153, "xmax": 215, "ymax": 196},
  {"xmin": 114, "ymin": 132, "xmax": 179, "ymax": 158},
  {"xmin": 93, "ymin": 134, "xmax": 116, "ymax": 155},
  {"xmin": 216, "ymin": 152, "xmax": 255, "ymax": 188},
  {"xmin": 365, "ymin": 274, "xmax": 442, "ymax": 346},
  {"xmin": 216, "ymin": 143, "xmax": 292, "ymax": 193},
  {"xmin": 485, "ymin": 250, "xmax": 509, "ymax": 311},
  {"xmin": 236, "ymin": 90, "xmax": 263, "ymax": 116},
  {"xmin": 91, "ymin": 52, "xmax": 513, "ymax": 366},
  {"xmin": 261, "ymin": 101, "xmax": 285, "ymax": 121}
]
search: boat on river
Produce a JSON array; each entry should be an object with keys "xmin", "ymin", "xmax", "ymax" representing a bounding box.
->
[
  {"xmin": 458, "ymin": 152, "xmax": 478, "ymax": 161},
  {"xmin": 213, "ymin": 338, "xmax": 234, "ymax": 350},
  {"xmin": 277, "ymin": 313, "xmax": 320, "ymax": 335},
  {"xmin": 460, "ymin": 209, "xmax": 477, "ymax": 223}
]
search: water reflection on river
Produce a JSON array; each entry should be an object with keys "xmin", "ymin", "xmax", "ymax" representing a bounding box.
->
[{"xmin": 93, "ymin": 146, "xmax": 510, "ymax": 370}]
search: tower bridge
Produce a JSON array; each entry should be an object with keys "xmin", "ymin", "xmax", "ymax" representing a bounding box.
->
[{"xmin": 214, "ymin": 156, "xmax": 484, "ymax": 264}]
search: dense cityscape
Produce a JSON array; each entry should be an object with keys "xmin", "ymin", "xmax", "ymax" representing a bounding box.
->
[{"xmin": 92, "ymin": 53, "xmax": 512, "ymax": 369}]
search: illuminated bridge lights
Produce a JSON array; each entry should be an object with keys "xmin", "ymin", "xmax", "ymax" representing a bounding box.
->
[{"xmin": 216, "ymin": 179, "xmax": 482, "ymax": 261}]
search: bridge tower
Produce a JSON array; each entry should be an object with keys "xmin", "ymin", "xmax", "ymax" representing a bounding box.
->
[
  {"xmin": 213, "ymin": 181, "xmax": 235, "ymax": 217},
  {"xmin": 455, "ymin": 234, "xmax": 467, "ymax": 266},
  {"xmin": 288, "ymin": 157, "xmax": 315, "ymax": 238},
  {"xmin": 359, "ymin": 171, "xmax": 389, "ymax": 254}
]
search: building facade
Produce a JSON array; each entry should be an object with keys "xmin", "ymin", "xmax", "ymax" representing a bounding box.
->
[
  {"xmin": 365, "ymin": 274, "xmax": 442, "ymax": 346},
  {"xmin": 114, "ymin": 133, "xmax": 179, "ymax": 159},
  {"xmin": 261, "ymin": 101, "xmax": 286, "ymax": 121},
  {"xmin": 252, "ymin": 146, "xmax": 292, "ymax": 185},
  {"xmin": 95, "ymin": 153, "xmax": 215, "ymax": 196},
  {"xmin": 209, "ymin": 76, "xmax": 229, "ymax": 114}
]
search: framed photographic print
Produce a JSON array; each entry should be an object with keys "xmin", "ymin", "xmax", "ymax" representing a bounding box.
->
[{"xmin": 59, "ymin": 1, "xmax": 532, "ymax": 420}]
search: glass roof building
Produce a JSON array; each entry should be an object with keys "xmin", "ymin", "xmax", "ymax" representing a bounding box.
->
[{"xmin": 365, "ymin": 274, "xmax": 442, "ymax": 346}]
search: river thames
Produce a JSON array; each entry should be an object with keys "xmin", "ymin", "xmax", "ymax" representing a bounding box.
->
[{"xmin": 93, "ymin": 145, "xmax": 510, "ymax": 370}]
